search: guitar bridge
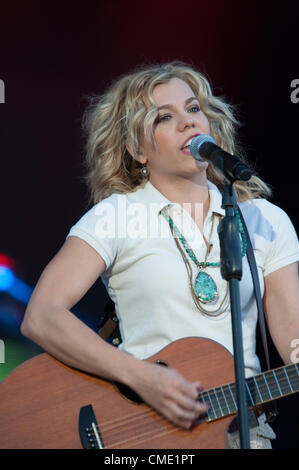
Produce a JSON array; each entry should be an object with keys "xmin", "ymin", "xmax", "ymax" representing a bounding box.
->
[{"xmin": 79, "ymin": 404, "xmax": 104, "ymax": 449}]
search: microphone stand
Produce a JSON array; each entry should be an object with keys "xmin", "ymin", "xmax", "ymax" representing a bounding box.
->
[{"xmin": 217, "ymin": 182, "xmax": 250, "ymax": 449}]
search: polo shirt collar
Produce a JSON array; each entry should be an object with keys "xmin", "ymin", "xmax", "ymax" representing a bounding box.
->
[
  {"xmin": 207, "ymin": 181, "xmax": 226, "ymax": 216},
  {"xmin": 141, "ymin": 180, "xmax": 225, "ymax": 216}
]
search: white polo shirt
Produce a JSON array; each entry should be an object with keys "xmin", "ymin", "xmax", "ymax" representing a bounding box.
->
[{"xmin": 67, "ymin": 180, "xmax": 299, "ymax": 377}]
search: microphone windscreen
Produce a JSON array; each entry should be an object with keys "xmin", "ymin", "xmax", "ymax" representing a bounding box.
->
[{"xmin": 190, "ymin": 134, "xmax": 216, "ymax": 160}]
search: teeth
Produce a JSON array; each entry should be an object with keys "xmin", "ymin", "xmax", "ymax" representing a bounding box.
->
[{"xmin": 183, "ymin": 138, "xmax": 193, "ymax": 148}]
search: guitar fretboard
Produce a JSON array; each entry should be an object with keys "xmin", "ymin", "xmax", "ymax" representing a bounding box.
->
[{"xmin": 199, "ymin": 363, "xmax": 299, "ymax": 422}]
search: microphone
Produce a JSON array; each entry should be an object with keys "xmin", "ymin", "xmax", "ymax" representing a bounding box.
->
[{"xmin": 190, "ymin": 134, "xmax": 253, "ymax": 182}]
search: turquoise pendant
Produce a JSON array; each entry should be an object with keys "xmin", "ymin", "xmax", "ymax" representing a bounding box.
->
[{"xmin": 195, "ymin": 271, "xmax": 218, "ymax": 303}]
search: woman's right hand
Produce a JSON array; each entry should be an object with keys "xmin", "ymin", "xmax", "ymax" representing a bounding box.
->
[
  {"xmin": 130, "ymin": 360, "xmax": 209, "ymax": 430},
  {"xmin": 20, "ymin": 235, "xmax": 208, "ymax": 430}
]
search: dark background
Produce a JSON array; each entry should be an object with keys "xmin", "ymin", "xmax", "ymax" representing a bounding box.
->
[{"xmin": 0, "ymin": 0, "xmax": 298, "ymax": 449}]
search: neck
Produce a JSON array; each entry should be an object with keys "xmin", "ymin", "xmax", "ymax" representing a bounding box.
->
[{"xmin": 149, "ymin": 174, "xmax": 210, "ymax": 222}]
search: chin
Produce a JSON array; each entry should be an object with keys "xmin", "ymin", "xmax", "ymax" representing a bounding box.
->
[{"xmin": 195, "ymin": 160, "xmax": 209, "ymax": 172}]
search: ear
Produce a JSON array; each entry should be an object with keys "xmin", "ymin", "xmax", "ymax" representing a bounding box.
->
[{"xmin": 126, "ymin": 143, "xmax": 147, "ymax": 165}]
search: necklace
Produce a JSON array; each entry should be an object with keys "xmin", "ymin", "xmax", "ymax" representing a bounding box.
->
[{"xmin": 161, "ymin": 208, "xmax": 246, "ymax": 316}]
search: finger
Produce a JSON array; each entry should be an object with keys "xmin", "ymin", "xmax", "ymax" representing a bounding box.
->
[
  {"xmin": 165, "ymin": 402, "xmax": 197, "ymax": 429},
  {"xmin": 169, "ymin": 402, "xmax": 208, "ymax": 429},
  {"xmin": 168, "ymin": 395, "xmax": 209, "ymax": 424},
  {"xmin": 171, "ymin": 382, "xmax": 206, "ymax": 412},
  {"xmin": 195, "ymin": 381, "xmax": 203, "ymax": 391},
  {"xmin": 185, "ymin": 400, "xmax": 209, "ymax": 419},
  {"xmin": 182, "ymin": 378, "xmax": 203, "ymax": 397}
]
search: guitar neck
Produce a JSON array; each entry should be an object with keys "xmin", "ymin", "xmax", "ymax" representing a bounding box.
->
[{"xmin": 200, "ymin": 362, "xmax": 299, "ymax": 422}]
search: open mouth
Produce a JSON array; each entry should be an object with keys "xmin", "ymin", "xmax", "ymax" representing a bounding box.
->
[
  {"xmin": 181, "ymin": 134, "xmax": 200, "ymax": 152},
  {"xmin": 181, "ymin": 146, "xmax": 192, "ymax": 154}
]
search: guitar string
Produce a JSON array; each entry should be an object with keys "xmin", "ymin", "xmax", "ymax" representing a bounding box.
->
[
  {"xmin": 95, "ymin": 409, "xmax": 179, "ymax": 448},
  {"xmin": 103, "ymin": 423, "xmax": 200, "ymax": 449},
  {"xmin": 97, "ymin": 398, "xmax": 214, "ymax": 449},
  {"xmin": 250, "ymin": 368, "xmax": 299, "ymax": 399},
  {"xmin": 205, "ymin": 368, "xmax": 299, "ymax": 411},
  {"xmin": 98, "ymin": 406, "xmax": 161, "ymax": 430},
  {"xmin": 251, "ymin": 370, "xmax": 299, "ymax": 393},
  {"xmin": 99, "ymin": 386, "xmax": 285, "ymax": 449},
  {"xmin": 95, "ymin": 394, "xmax": 211, "ymax": 444},
  {"xmin": 98, "ymin": 390, "xmax": 228, "ymax": 440},
  {"xmin": 94, "ymin": 386, "xmax": 217, "ymax": 431},
  {"xmin": 99, "ymin": 404, "xmax": 178, "ymax": 433},
  {"xmin": 105, "ymin": 378, "xmax": 299, "ymax": 449},
  {"xmin": 97, "ymin": 385, "xmax": 224, "ymax": 432},
  {"xmin": 102, "ymin": 386, "xmax": 293, "ymax": 450},
  {"xmin": 101, "ymin": 368, "xmax": 299, "ymax": 429},
  {"xmin": 95, "ymin": 366, "xmax": 299, "ymax": 439},
  {"xmin": 101, "ymin": 386, "xmax": 299, "ymax": 449},
  {"xmin": 90, "ymin": 368, "xmax": 299, "ymax": 448}
]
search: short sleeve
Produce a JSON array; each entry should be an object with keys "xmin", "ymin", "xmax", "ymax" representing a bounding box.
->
[
  {"xmin": 263, "ymin": 204, "xmax": 299, "ymax": 277},
  {"xmin": 66, "ymin": 194, "xmax": 122, "ymax": 272}
]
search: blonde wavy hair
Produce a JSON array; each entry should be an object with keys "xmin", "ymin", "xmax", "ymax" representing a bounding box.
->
[{"xmin": 82, "ymin": 61, "xmax": 272, "ymax": 204}]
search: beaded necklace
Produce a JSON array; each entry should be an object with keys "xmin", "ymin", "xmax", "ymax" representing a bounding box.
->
[{"xmin": 161, "ymin": 208, "xmax": 247, "ymax": 316}]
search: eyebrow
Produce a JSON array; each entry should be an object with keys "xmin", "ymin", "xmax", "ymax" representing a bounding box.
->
[{"xmin": 157, "ymin": 96, "xmax": 199, "ymax": 111}]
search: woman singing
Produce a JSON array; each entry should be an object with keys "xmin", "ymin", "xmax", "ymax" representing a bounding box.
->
[{"xmin": 21, "ymin": 62, "xmax": 299, "ymax": 448}]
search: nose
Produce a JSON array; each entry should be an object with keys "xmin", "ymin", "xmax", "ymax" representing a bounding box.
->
[{"xmin": 178, "ymin": 114, "xmax": 194, "ymax": 131}]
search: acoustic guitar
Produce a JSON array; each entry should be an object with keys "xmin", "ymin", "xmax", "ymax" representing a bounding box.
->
[{"xmin": 0, "ymin": 337, "xmax": 298, "ymax": 449}]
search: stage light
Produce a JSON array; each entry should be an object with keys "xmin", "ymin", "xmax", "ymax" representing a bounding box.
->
[
  {"xmin": 0, "ymin": 253, "xmax": 86, "ymax": 325},
  {"xmin": 0, "ymin": 254, "xmax": 33, "ymax": 303},
  {"xmin": 0, "ymin": 266, "xmax": 15, "ymax": 291},
  {"xmin": 0, "ymin": 254, "xmax": 14, "ymax": 270},
  {"xmin": 7, "ymin": 277, "xmax": 33, "ymax": 304}
]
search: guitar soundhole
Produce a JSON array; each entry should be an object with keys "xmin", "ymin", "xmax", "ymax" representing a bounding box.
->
[
  {"xmin": 155, "ymin": 360, "xmax": 169, "ymax": 367},
  {"xmin": 114, "ymin": 381, "xmax": 144, "ymax": 404},
  {"xmin": 114, "ymin": 361, "xmax": 169, "ymax": 404}
]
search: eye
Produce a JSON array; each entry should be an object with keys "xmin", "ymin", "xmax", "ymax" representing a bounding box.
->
[
  {"xmin": 155, "ymin": 113, "xmax": 172, "ymax": 124},
  {"xmin": 188, "ymin": 105, "xmax": 201, "ymax": 113}
]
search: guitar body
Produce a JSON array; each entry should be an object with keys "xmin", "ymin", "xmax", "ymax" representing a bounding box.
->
[{"xmin": 0, "ymin": 337, "xmax": 236, "ymax": 449}]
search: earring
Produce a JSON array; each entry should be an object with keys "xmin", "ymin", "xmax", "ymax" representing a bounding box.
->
[{"xmin": 140, "ymin": 163, "xmax": 149, "ymax": 177}]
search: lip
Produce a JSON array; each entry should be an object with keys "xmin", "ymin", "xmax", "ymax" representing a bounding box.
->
[{"xmin": 181, "ymin": 133, "xmax": 201, "ymax": 150}]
